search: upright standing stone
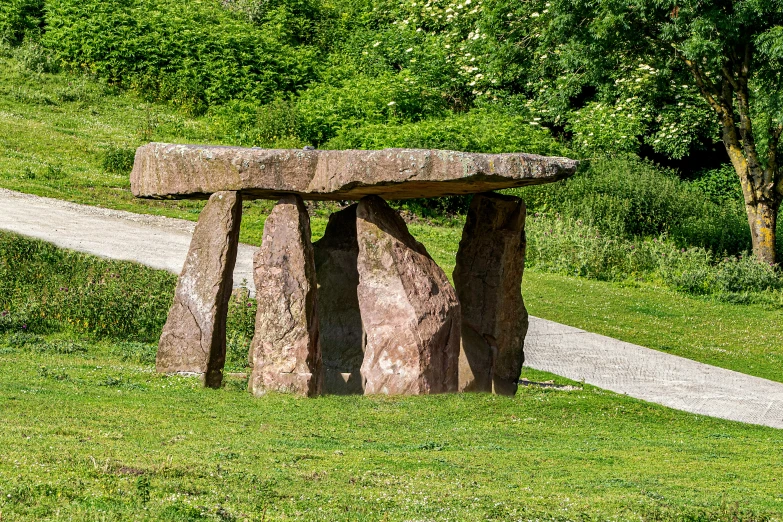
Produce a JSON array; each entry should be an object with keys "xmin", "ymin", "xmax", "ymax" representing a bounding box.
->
[
  {"xmin": 356, "ymin": 196, "xmax": 460, "ymax": 395},
  {"xmin": 313, "ymin": 205, "xmax": 365, "ymax": 394},
  {"xmin": 156, "ymin": 191, "xmax": 242, "ymax": 388},
  {"xmin": 454, "ymin": 192, "xmax": 528, "ymax": 395},
  {"xmin": 249, "ymin": 195, "xmax": 321, "ymax": 397}
]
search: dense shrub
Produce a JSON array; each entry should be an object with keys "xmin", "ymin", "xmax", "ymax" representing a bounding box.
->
[
  {"xmin": 0, "ymin": 0, "xmax": 45, "ymax": 45},
  {"xmin": 43, "ymin": 0, "xmax": 318, "ymax": 113},
  {"xmin": 514, "ymin": 157, "xmax": 752, "ymax": 255},
  {"xmin": 325, "ymin": 107, "xmax": 566, "ymax": 156},
  {"xmin": 0, "ymin": 232, "xmax": 259, "ymax": 354},
  {"xmin": 526, "ymin": 213, "xmax": 783, "ymax": 303},
  {"xmin": 221, "ymin": 0, "xmax": 326, "ymax": 47},
  {"xmin": 297, "ymin": 73, "xmax": 451, "ymax": 146},
  {"xmin": 691, "ymin": 164, "xmax": 744, "ymax": 203},
  {"xmin": 0, "ymin": 232, "xmax": 176, "ymax": 341},
  {"xmin": 102, "ymin": 146, "xmax": 136, "ymax": 174}
]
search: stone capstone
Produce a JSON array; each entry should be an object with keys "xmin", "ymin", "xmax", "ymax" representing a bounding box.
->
[
  {"xmin": 312, "ymin": 204, "xmax": 365, "ymax": 394},
  {"xmin": 156, "ymin": 191, "xmax": 242, "ymax": 388},
  {"xmin": 453, "ymin": 192, "xmax": 528, "ymax": 395},
  {"xmin": 248, "ymin": 195, "xmax": 322, "ymax": 397},
  {"xmin": 356, "ymin": 196, "xmax": 460, "ymax": 395},
  {"xmin": 131, "ymin": 143, "xmax": 578, "ymax": 201}
]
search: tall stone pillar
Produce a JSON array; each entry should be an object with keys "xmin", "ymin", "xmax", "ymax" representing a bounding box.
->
[
  {"xmin": 248, "ymin": 195, "xmax": 322, "ymax": 397},
  {"xmin": 356, "ymin": 196, "xmax": 460, "ymax": 395},
  {"xmin": 156, "ymin": 191, "xmax": 242, "ymax": 388},
  {"xmin": 313, "ymin": 205, "xmax": 365, "ymax": 394},
  {"xmin": 454, "ymin": 192, "xmax": 528, "ymax": 395}
]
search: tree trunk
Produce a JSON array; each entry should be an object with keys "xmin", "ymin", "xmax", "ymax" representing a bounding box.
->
[
  {"xmin": 683, "ymin": 52, "xmax": 781, "ymax": 264},
  {"xmin": 721, "ymin": 126, "xmax": 779, "ymax": 265},
  {"xmin": 746, "ymin": 200, "xmax": 778, "ymax": 264}
]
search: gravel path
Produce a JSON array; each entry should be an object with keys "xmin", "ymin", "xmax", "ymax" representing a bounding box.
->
[
  {"xmin": 0, "ymin": 189, "xmax": 256, "ymax": 287},
  {"xmin": 2, "ymin": 188, "xmax": 782, "ymax": 429}
]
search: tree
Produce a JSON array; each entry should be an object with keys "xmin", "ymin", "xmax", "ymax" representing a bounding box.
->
[{"xmin": 479, "ymin": 0, "xmax": 783, "ymax": 263}]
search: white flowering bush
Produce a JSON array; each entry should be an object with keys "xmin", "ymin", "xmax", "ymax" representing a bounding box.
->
[{"xmin": 567, "ymin": 100, "xmax": 648, "ymax": 157}]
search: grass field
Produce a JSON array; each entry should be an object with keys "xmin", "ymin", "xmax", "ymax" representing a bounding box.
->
[
  {"xmin": 3, "ymin": 232, "xmax": 782, "ymax": 520},
  {"xmin": 1, "ymin": 337, "xmax": 782, "ymax": 521}
]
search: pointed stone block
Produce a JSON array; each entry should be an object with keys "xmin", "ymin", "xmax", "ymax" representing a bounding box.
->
[
  {"xmin": 313, "ymin": 204, "xmax": 365, "ymax": 395},
  {"xmin": 248, "ymin": 195, "xmax": 321, "ymax": 397},
  {"xmin": 454, "ymin": 192, "xmax": 529, "ymax": 395},
  {"xmin": 356, "ymin": 196, "xmax": 460, "ymax": 395},
  {"xmin": 156, "ymin": 191, "xmax": 242, "ymax": 388}
]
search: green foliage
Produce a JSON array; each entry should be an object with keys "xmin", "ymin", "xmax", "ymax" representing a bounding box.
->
[
  {"xmin": 102, "ymin": 146, "xmax": 136, "ymax": 175},
  {"xmin": 296, "ymin": 72, "xmax": 450, "ymax": 146},
  {"xmin": 526, "ymin": 213, "xmax": 783, "ymax": 303},
  {"xmin": 325, "ymin": 106, "xmax": 565, "ymax": 155},
  {"xmin": 526, "ymin": 214, "xmax": 663, "ymax": 281},
  {"xmin": 222, "ymin": 0, "xmax": 326, "ymax": 47},
  {"xmin": 10, "ymin": 39, "xmax": 59, "ymax": 73},
  {"xmin": 225, "ymin": 289, "xmax": 256, "ymax": 372},
  {"xmin": 206, "ymin": 99, "xmax": 306, "ymax": 148},
  {"xmin": 474, "ymin": 0, "xmax": 782, "ymax": 163},
  {"xmin": 0, "ymin": 232, "xmax": 258, "ymax": 362},
  {"xmin": 567, "ymin": 101, "xmax": 649, "ymax": 157},
  {"xmin": 0, "ymin": 0, "xmax": 45, "ymax": 45},
  {"xmin": 515, "ymin": 157, "xmax": 751, "ymax": 255},
  {"xmin": 692, "ymin": 164, "xmax": 745, "ymax": 204},
  {"xmin": 43, "ymin": 0, "xmax": 319, "ymax": 113},
  {"xmin": 660, "ymin": 249, "xmax": 782, "ymax": 296},
  {"xmin": 519, "ymin": 157, "xmax": 782, "ymax": 301},
  {"xmin": 0, "ymin": 231, "xmax": 175, "ymax": 340}
]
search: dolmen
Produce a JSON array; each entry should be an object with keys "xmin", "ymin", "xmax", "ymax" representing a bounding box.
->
[{"xmin": 131, "ymin": 144, "xmax": 577, "ymax": 396}]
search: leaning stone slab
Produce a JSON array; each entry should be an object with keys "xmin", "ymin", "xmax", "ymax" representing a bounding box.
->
[
  {"xmin": 356, "ymin": 196, "xmax": 460, "ymax": 395},
  {"xmin": 313, "ymin": 204, "xmax": 365, "ymax": 395},
  {"xmin": 131, "ymin": 143, "xmax": 578, "ymax": 201},
  {"xmin": 156, "ymin": 191, "xmax": 242, "ymax": 388},
  {"xmin": 453, "ymin": 193, "xmax": 528, "ymax": 395},
  {"xmin": 248, "ymin": 194, "xmax": 322, "ymax": 397}
]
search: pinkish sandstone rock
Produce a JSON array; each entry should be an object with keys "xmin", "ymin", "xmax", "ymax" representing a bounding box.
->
[
  {"xmin": 131, "ymin": 143, "xmax": 578, "ymax": 201},
  {"xmin": 248, "ymin": 195, "xmax": 321, "ymax": 397},
  {"xmin": 356, "ymin": 196, "xmax": 460, "ymax": 395},
  {"xmin": 312, "ymin": 204, "xmax": 365, "ymax": 395},
  {"xmin": 156, "ymin": 191, "xmax": 242, "ymax": 388},
  {"xmin": 453, "ymin": 193, "xmax": 529, "ymax": 395}
]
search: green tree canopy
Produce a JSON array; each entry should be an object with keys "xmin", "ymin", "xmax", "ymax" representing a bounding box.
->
[{"xmin": 478, "ymin": 0, "xmax": 783, "ymax": 262}]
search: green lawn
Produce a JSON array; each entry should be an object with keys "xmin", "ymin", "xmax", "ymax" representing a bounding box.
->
[
  {"xmin": 1, "ymin": 340, "xmax": 782, "ymax": 521},
  {"xmin": 522, "ymin": 272, "xmax": 783, "ymax": 384}
]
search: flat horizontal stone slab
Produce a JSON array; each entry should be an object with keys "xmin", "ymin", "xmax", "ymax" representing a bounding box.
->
[{"xmin": 131, "ymin": 143, "xmax": 578, "ymax": 201}]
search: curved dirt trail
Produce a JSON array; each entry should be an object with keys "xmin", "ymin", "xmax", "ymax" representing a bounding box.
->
[{"xmin": 2, "ymin": 187, "xmax": 782, "ymax": 429}]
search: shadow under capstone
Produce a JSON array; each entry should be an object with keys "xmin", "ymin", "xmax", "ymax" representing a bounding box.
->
[{"xmin": 313, "ymin": 204, "xmax": 365, "ymax": 395}]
